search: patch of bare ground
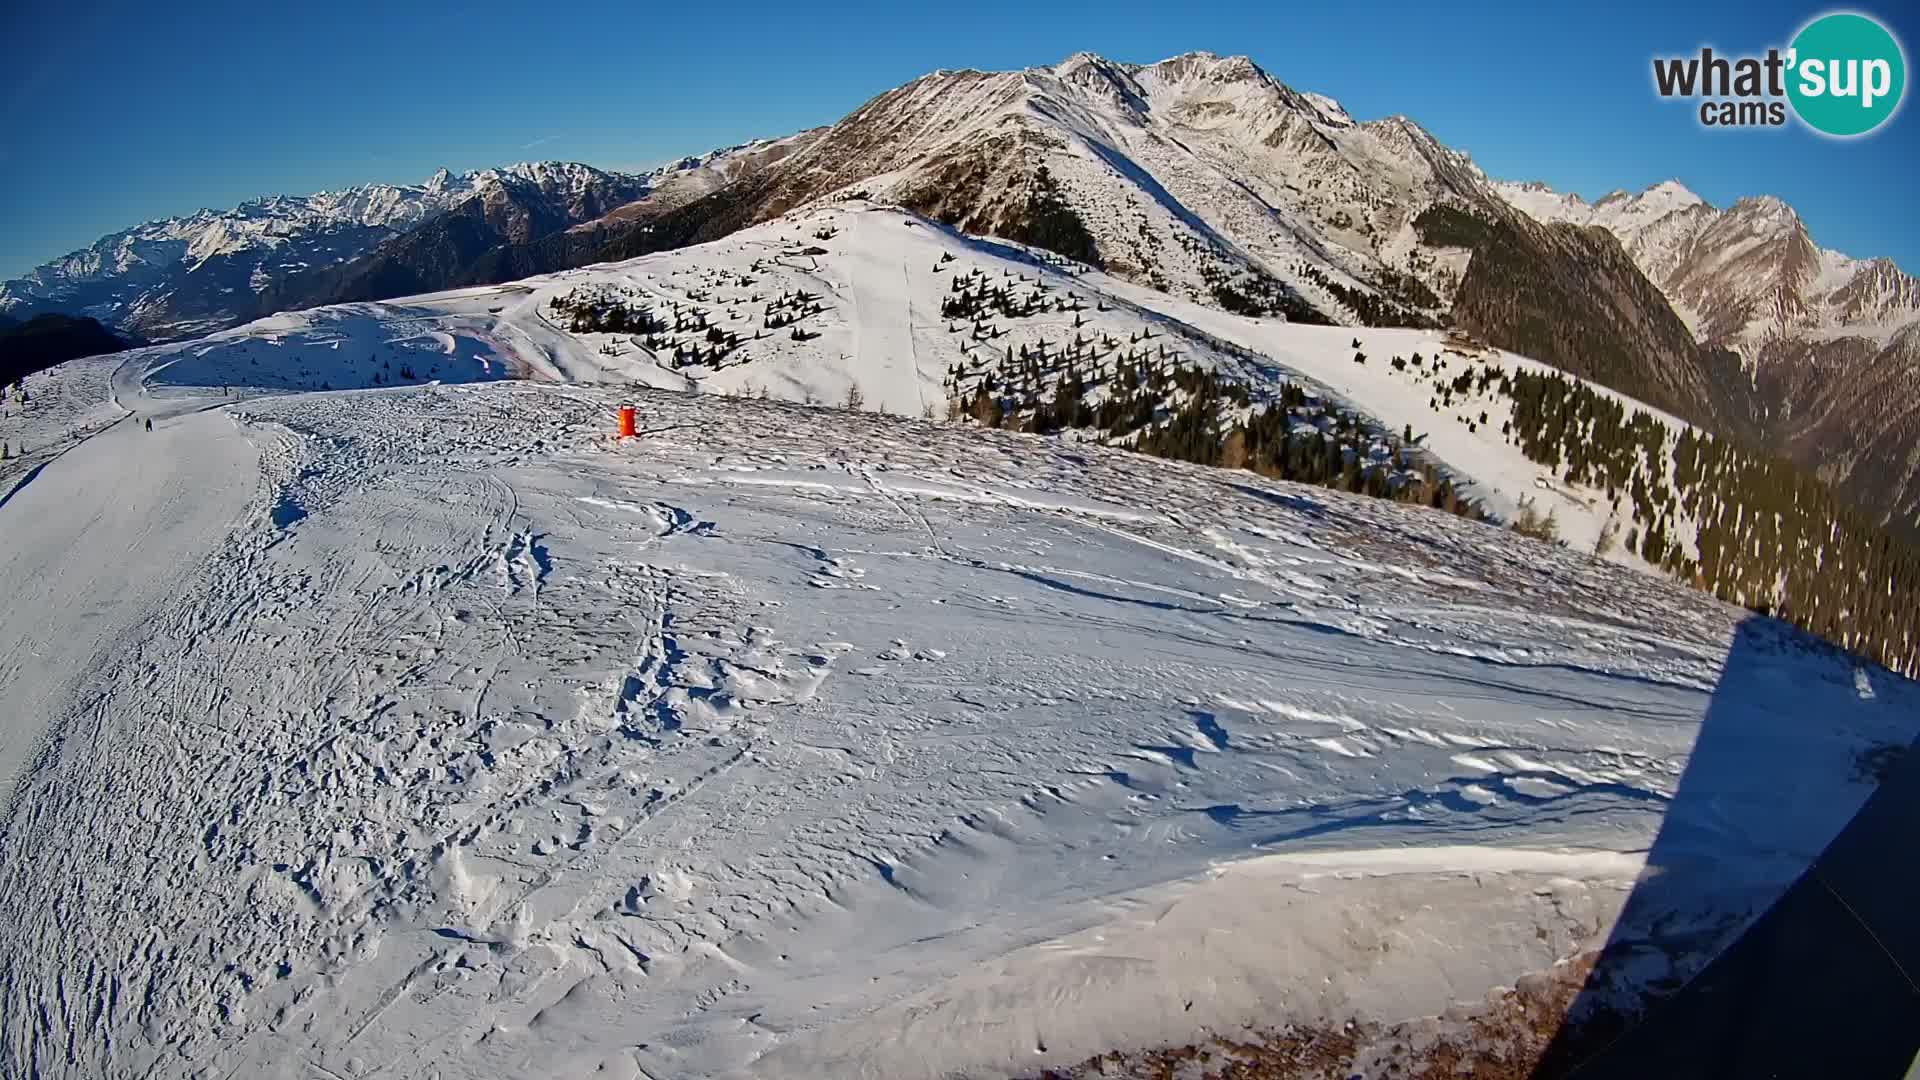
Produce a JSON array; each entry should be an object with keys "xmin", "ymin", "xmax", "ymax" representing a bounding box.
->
[{"xmin": 1022, "ymin": 949, "xmax": 1645, "ymax": 1080}]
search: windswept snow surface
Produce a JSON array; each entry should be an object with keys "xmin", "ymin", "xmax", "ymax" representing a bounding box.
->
[
  {"xmin": 1, "ymin": 205, "xmax": 1916, "ymax": 1079},
  {"xmin": 2, "ymin": 361, "xmax": 1916, "ymax": 1078}
]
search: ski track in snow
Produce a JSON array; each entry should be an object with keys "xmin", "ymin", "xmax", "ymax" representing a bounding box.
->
[
  {"xmin": 1, "ymin": 218, "xmax": 1917, "ymax": 1078},
  {"xmin": 843, "ymin": 209, "xmax": 930, "ymax": 418}
]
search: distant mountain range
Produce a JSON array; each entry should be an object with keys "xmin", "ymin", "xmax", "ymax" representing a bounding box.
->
[
  {"xmin": 4, "ymin": 50, "xmax": 1915, "ymax": 532},
  {"xmin": 0, "ymin": 150, "xmax": 795, "ymax": 342}
]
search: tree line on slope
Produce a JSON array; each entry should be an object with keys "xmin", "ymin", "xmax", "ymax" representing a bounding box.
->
[
  {"xmin": 942, "ymin": 324, "xmax": 1918, "ymax": 676},
  {"xmin": 546, "ymin": 278, "xmax": 827, "ymax": 370},
  {"xmin": 946, "ymin": 344, "xmax": 1477, "ymax": 520},
  {"xmin": 1413, "ymin": 205, "xmax": 1755, "ymax": 439},
  {"xmin": 1500, "ymin": 368, "xmax": 1920, "ymax": 675},
  {"xmin": 995, "ymin": 166, "xmax": 1103, "ymax": 270},
  {"xmin": 1407, "ymin": 203, "xmax": 1920, "ymax": 673},
  {"xmin": 1293, "ymin": 263, "xmax": 1441, "ymax": 329}
]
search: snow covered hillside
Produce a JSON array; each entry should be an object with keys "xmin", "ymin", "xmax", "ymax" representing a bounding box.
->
[
  {"xmin": 0, "ymin": 351, "xmax": 127, "ymax": 493},
  {"xmin": 81, "ymin": 200, "xmax": 1920, "ymax": 678},
  {"xmin": 138, "ymin": 202, "xmax": 1709, "ymax": 579},
  {"xmin": 1, "ymin": 201, "xmax": 1916, "ymax": 1078}
]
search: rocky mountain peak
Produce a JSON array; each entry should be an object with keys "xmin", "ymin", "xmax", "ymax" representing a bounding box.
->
[
  {"xmin": 1146, "ymin": 51, "xmax": 1269, "ymax": 85},
  {"xmin": 1046, "ymin": 51, "xmax": 1150, "ymax": 112},
  {"xmin": 1723, "ymin": 194, "xmax": 1799, "ymax": 229},
  {"xmin": 1643, "ymin": 178, "xmax": 1704, "ymax": 207}
]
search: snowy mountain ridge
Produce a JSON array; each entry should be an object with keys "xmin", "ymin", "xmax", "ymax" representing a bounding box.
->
[
  {"xmin": 1492, "ymin": 177, "xmax": 1920, "ymax": 355},
  {"xmin": 0, "ymin": 161, "xmax": 668, "ymax": 339},
  {"xmin": 17, "ymin": 163, "xmax": 582, "ymax": 273},
  {"xmin": 874, "ymin": 48, "xmax": 1492, "ymax": 317}
]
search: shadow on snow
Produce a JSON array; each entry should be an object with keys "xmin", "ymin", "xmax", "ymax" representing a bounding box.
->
[{"xmin": 1533, "ymin": 614, "xmax": 1920, "ymax": 1078}]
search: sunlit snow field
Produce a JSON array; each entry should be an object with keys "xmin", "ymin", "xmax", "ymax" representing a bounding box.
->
[{"xmin": 0, "ymin": 206, "xmax": 1914, "ymax": 1079}]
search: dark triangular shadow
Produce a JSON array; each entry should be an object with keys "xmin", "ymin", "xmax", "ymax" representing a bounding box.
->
[{"xmin": 1533, "ymin": 615, "xmax": 1920, "ymax": 1078}]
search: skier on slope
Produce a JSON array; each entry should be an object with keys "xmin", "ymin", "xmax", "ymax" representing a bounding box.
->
[{"xmin": 144, "ymin": 417, "xmax": 153, "ymax": 432}]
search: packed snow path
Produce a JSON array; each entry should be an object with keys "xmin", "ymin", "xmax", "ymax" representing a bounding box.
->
[
  {"xmin": 0, "ymin": 369, "xmax": 1914, "ymax": 1079},
  {"xmin": 0, "ymin": 364, "xmax": 258, "ymax": 792},
  {"xmin": 841, "ymin": 208, "xmax": 933, "ymax": 416}
]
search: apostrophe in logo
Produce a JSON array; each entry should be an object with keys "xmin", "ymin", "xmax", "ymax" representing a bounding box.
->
[
  {"xmin": 1788, "ymin": 12, "xmax": 1905, "ymax": 135},
  {"xmin": 1651, "ymin": 11, "xmax": 1906, "ymax": 136}
]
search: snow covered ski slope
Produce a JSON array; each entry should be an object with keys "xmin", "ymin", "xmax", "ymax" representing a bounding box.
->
[{"xmin": 0, "ymin": 202, "xmax": 1916, "ymax": 1078}]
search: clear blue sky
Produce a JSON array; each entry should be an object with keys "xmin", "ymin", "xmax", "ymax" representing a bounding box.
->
[{"xmin": 2, "ymin": 0, "xmax": 1914, "ymax": 280}]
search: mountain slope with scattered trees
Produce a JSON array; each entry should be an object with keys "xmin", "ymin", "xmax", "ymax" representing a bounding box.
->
[
  {"xmin": 1494, "ymin": 180, "xmax": 1920, "ymax": 539},
  {"xmin": 0, "ymin": 314, "xmax": 134, "ymax": 385},
  {"xmin": 1415, "ymin": 205, "xmax": 1753, "ymax": 438}
]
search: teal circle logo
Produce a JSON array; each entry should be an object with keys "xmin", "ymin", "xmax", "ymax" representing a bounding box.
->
[{"xmin": 1787, "ymin": 12, "xmax": 1906, "ymax": 136}]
